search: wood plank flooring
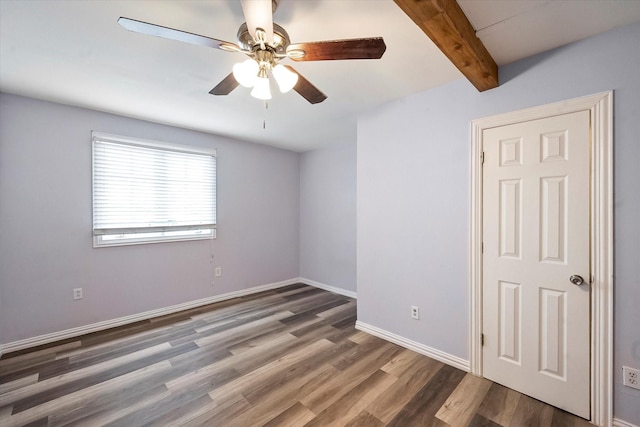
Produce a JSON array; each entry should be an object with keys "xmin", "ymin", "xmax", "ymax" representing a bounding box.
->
[{"xmin": 0, "ymin": 284, "xmax": 592, "ymax": 427}]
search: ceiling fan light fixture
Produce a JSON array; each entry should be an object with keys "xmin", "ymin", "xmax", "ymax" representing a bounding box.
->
[
  {"xmin": 272, "ymin": 64, "xmax": 298, "ymax": 93},
  {"xmin": 232, "ymin": 59, "xmax": 259, "ymax": 88},
  {"xmin": 251, "ymin": 70, "xmax": 272, "ymax": 100}
]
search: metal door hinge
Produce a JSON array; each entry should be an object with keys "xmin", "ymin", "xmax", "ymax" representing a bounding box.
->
[
  {"xmin": 481, "ymin": 242, "xmax": 484, "ymax": 253},
  {"xmin": 481, "ymin": 152, "xmax": 485, "ymax": 164},
  {"xmin": 481, "ymin": 333, "xmax": 485, "ymax": 346}
]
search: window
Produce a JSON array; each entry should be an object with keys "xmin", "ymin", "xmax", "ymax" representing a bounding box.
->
[{"xmin": 92, "ymin": 132, "xmax": 216, "ymax": 247}]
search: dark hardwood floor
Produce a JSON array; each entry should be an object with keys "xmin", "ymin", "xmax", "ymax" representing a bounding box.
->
[{"xmin": 0, "ymin": 284, "xmax": 592, "ymax": 426}]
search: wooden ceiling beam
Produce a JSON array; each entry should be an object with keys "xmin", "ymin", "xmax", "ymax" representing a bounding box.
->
[{"xmin": 394, "ymin": 0, "xmax": 499, "ymax": 92}]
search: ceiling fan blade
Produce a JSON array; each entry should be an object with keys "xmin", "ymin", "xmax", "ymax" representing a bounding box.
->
[
  {"xmin": 118, "ymin": 17, "xmax": 240, "ymax": 52},
  {"xmin": 284, "ymin": 66, "xmax": 327, "ymax": 104},
  {"xmin": 287, "ymin": 38, "xmax": 386, "ymax": 61},
  {"xmin": 240, "ymin": 0, "xmax": 274, "ymax": 44},
  {"xmin": 209, "ymin": 73, "xmax": 239, "ymax": 95}
]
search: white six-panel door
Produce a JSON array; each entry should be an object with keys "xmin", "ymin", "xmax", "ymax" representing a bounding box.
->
[{"xmin": 482, "ymin": 110, "xmax": 591, "ymax": 418}]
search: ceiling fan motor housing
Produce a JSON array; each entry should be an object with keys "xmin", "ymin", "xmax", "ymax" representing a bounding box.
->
[{"xmin": 237, "ymin": 22, "xmax": 290, "ymax": 57}]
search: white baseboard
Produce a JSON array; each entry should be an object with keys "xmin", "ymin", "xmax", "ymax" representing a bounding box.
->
[
  {"xmin": 614, "ymin": 418, "xmax": 639, "ymax": 427},
  {"xmin": 297, "ymin": 277, "xmax": 357, "ymax": 299},
  {"xmin": 0, "ymin": 278, "xmax": 301, "ymax": 356},
  {"xmin": 355, "ymin": 320, "xmax": 470, "ymax": 372}
]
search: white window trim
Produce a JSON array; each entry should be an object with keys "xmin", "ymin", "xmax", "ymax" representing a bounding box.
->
[{"xmin": 92, "ymin": 131, "xmax": 217, "ymax": 248}]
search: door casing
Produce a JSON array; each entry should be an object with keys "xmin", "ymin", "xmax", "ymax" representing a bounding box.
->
[{"xmin": 469, "ymin": 92, "xmax": 613, "ymax": 426}]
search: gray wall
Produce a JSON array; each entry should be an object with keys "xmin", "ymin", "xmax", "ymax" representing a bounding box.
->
[
  {"xmin": 299, "ymin": 144, "xmax": 357, "ymax": 293},
  {"xmin": 357, "ymin": 22, "xmax": 640, "ymax": 423},
  {"xmin": 0, "ymin": 93, "xmax": 300, "ymax": 344}
]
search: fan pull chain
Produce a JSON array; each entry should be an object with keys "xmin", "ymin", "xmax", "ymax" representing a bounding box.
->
[{"xmin": 263, "ymin": 101, "xmax": 268, "ymax": 129}]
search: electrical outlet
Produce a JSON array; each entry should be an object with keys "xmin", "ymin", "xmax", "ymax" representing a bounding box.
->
[
  {"xmin": 73, "ymin": 288, "xmax": 83, "ymax": 300},
  {"xmin": 623, "ymin": 366, "xmax": 640, "ymax": 390},
  {"xmin": 411, "ymin": 306, "xmax": 420, "ymax": 320},
  {"xmin": 215, "ymin": 267, "xmax": 222, "ymax": 277}
]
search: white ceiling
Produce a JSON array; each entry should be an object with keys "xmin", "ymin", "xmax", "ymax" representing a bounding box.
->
[{"xmin": 2, "ymin": 0, "xmax": 640, "ymax": 152}]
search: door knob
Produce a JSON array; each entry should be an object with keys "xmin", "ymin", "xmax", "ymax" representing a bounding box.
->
[{"xmin": 570, "ymin": 275, "xmax": 585, "ymax": 286}]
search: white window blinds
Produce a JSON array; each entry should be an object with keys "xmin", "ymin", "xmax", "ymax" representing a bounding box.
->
[{"xmin": 92, "ymin": 132, "xmax": 216, "ymax": 241}]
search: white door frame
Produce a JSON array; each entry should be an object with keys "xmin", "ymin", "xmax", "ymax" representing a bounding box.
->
[{"xmin": 469, "ymin": 92, "xmax": 613, "ymax": 426}]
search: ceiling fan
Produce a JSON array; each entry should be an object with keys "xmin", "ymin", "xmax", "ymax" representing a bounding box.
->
[{"xmin": 118, "ymin": 0, "xmax": 387, "ymax": 104}]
